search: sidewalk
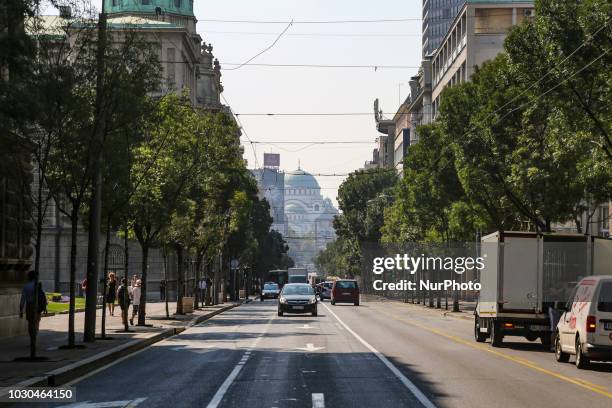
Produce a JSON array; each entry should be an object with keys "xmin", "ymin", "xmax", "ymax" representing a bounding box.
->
[
  {"xmin": 362, "ymin": 294, "xmax": 475, "ymax": 321},
  {"xmin": 0, "ymin": 299, "xmax": 245, "ymax": 388}
]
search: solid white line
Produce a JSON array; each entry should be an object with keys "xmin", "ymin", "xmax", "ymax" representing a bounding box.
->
[
  {"xmin": 321, "ymin": 303, "xmax": 437, "ymax": 408},
  {"xmin": 312, "ymin": 393, "xmax": 325, "ymax": 408},
  {"xmin": 206, "ymin": 364, "xmax": 244, "ymax": 408}
]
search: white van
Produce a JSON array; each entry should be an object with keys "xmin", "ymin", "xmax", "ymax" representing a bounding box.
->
[{"xmin": 555, "ymin": 275, "xmax": 612, "ymax": 368}]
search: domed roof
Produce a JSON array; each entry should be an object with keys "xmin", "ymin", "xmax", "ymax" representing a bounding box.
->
[
  {"xmin": 285, "ymin": 169, "xmax": 320, "ymax": 189},
  {"xmin": 105, "ymin": 0, "xmax": 194, "ymax": 17}
]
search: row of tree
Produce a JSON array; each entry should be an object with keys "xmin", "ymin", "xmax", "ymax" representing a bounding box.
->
[
  {"xmin": 2, "ymin": 1, "xmax": 293, "ymax": 353},
  {"xmin": 316, "ymin": 0, "xmax": 610, "ymax": 278}
]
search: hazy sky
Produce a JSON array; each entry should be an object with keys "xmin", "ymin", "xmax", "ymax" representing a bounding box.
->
[{"xmin": 43, "ymin": 1, "xmax": 424, "ymax": 206}]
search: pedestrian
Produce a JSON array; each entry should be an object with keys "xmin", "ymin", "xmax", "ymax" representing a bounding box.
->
[
  {"xmin": 160, "ymin": 280, "xmax": 166, "ymax": 301},
  {"xmin": 198, "ymin": 278, "xmax": 206, "ymax": 307},
  {"xmin": 19, "ymin": 270, "xmax": 47, "ymax": 347},
  {"xmin": 116, "ymin": 278, "xmax": 131, "ymax": 327},
  {"xmin": 106, "ymin": 272, "xmax": 117, "ymax": 316},
  {"xmin": 130, "ymin": 279, "xmax": 142, "ymax": 325},
  {"xmin": 80, "ymin": 278, "xmax": 87, "ymax": 297}
]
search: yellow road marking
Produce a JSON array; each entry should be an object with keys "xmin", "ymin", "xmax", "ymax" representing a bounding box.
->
[{"xmin": 371, "ymin": 304, "xmax": 612, "ymax": 400}]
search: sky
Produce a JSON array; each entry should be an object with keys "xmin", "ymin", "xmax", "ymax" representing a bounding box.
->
[{"xmin": 42, "ymin": 0, "xmax": 424, "ymax": 207}]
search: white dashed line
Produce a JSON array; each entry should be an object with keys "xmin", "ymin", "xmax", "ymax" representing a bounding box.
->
[{"xmin": 312, "ymin": 393, "xmax": 325, "ymax": 408}]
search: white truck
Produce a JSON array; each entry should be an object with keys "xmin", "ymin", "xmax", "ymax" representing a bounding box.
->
[
  {"xmin": 288, "ymin": 268, "xmax": 308, "ymax": 284},
  {"xmin": 475, "ymin": 231, "xmax": 612, "ymax": 347}
]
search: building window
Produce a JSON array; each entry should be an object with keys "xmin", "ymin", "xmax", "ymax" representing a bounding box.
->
[
  {"xmin": 142, "ymin": 0, "xmax": 151, "ymax": 5},
  {"xmin": 600, "ymin": 204, "xmax": 610, "ymax": 232},
  {"xmin": 314, "ymin": 205, "xmax": 319, "ymax": 212},
  {"xmin": 174, "ymin": 0, "xmax": 181, "ymax": 7}
]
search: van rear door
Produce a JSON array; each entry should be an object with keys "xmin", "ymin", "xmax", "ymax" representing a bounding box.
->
[{"xmin": 594, "ymin": 280, "xmax": 612, "ymax": 347}]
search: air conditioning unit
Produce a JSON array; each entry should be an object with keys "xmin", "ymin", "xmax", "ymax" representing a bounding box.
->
[{"xmin": 523, "ymin": 9, "xmax": 535, "ymax": 17}]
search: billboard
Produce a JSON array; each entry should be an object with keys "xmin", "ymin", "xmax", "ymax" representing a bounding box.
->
[{"xmin": 264, "ymin": 153, "xmax": 280, "ymax": 168}]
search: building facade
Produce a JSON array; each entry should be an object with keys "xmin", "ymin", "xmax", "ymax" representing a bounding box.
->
[
  {"xmin": 422, "ymin": 0, "xmax": 464, "ymax": 57},
  {"xmin": 29, "ymin": 1, "xmax": 229, "ymax": 305},
  {"xmin": 431, "ymin": 1, "xmax": 535, "ymax": 117},
  {"xmin": 251, "ymin": 160, "xmax": 338, "ymax": 271}
]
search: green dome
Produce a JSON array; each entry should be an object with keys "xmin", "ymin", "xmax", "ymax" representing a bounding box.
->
[
  {"xmin": 105, "ymin": 0, "xmax": 194, "ymax": 17},
  {"xmin": 285, "ymin": 169, "xmax": 320, "ymax": 190}
]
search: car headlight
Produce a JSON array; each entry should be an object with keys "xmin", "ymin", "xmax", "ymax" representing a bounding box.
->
[
  {"xmin": 279, "ymin": 297, "xmax": 287, "ymax": 304},
  {"xmin": 309, "ymin": 296, "xmax": 316, "ymax": 304}
]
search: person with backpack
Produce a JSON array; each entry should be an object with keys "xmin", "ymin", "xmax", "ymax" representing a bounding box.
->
[{"xmin": 19, "ymin": 270, "xmax": 47, "ymax": 345}]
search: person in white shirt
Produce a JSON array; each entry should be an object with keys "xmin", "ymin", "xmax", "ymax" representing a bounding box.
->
[{"xmin": 130, "ymin": 279, "xmax": 142, "ymax": 325}]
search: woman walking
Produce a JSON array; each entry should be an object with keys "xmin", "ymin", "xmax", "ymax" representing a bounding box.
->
[
  {"xmin": 130, "ymin": 279, "xmax": 142, "ymax": 326},
  {"xmin": 106, "ymin": 272, "xmax": 117, "ymax": 316}
]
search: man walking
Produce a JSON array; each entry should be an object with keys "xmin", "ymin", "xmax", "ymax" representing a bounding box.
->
[
  {"xmin": 19, "ymin": 270, "xmax": 47, "ymax": 353},
  {"xmin": 117, "ymin": 278, "xmax": 131, "ymax": 328}
]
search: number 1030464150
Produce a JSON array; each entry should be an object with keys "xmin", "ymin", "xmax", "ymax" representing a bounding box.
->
[{"xmin": 0, "ymin": 387, "xmax": 75, "ymax": 403}]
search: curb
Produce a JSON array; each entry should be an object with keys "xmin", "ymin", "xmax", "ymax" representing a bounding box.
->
[
  {"xmin": 363, "ymin": 294, "xmax": 474, "ymax": 321},
  {"xmin": 5, "ymin": 301, "xmax": 245, "ymax": 389}
]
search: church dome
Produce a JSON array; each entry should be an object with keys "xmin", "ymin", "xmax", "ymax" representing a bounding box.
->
[
  {"xmin": 285, "ymin": 169, "xmax": 320, "ymax": 190},
  {"xmin": 105, "ymin": 0, "xmax": 194, "ymax": 17}
]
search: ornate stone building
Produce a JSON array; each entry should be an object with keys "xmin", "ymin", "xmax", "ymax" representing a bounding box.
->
[{"xmin": 33, "ymin": 1, "xmax": 229, "ymax": 299}]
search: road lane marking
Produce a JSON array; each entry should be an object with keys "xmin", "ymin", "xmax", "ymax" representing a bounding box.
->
[
  {"xmin": 375, "ymin": 306, "xmax": 612, "ymax": 400},
  {"xmin": 206, "ymin": 315, "xmax": 275, "ymax": 408},
  {"xmin": 59, "ymin": 398, "xmax": 146, "ymax": 408},
  {"xmin": 312, "ymin": 393, "xmax": 325, "ymax": 408},
  {"xmin": 296, "ymin": 343, "xmax": 325, "ymax": 352},
  {"xmin": 321, "ymin": 303, "xmax": 436, "ymax": 408}
]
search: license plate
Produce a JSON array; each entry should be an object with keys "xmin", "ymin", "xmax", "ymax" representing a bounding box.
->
[
  {"xmin": 529, "ymin": 325, "xmax": 549, "ymax": 331},
  {"xmin": 292, "ymin": 306, "xmax": 304, "ymax": 310},
  {"xmin": 342, "ymin": 292, "xmax": 351, "ymax": 296},
  {"xmin": 604, "ymin": 322, "xmax": 612, "ymax": 330}
]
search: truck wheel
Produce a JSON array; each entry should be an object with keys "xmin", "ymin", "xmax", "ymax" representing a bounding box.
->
[
  {"xmin": 474, "ymin": 318, "xmax": 487, "ymax": 343},
  {"xmin": 575, "ymin": 337, "xmax": 590, "ymax": 369},
  {"xmin": 491, "ymin": 321, "xmax": 503, "ymax": 347},
  {"xmin": 555, "ymin": 333, "xmax": 569, "ymax": 363}
]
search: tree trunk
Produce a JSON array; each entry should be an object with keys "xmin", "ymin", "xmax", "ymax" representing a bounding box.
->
[
  {"xmin": 163, "ymin": 249, "xmax": 169, "ymax": 318},
  {"xmin": 195, "ymin": 252, "xmax": 203, "ymax": 309},
  {"xmin": 68, "ymin": 206, "xmax": 78, "ymax": 347},
  {"xmin": 176, "ymin": 245, "xmax": 184, "ymax": 314},
  {"xmin": 100, "ymin": 216, "xmax": 111, "ymax": 339},
  {"xmin": 122, "ymin": 221, "xmax": 129, "ymax": 332},
  {"xmin": 138, "ymin": 244, "xmax": 148, "ymax": 325}
]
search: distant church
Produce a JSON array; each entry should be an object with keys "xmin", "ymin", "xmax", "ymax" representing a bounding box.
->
[{"xmin": 251, "ymin": 154, "xmax": 337, "ymax": 271}]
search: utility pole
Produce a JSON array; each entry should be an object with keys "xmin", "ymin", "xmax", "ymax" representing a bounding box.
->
[{"xmin": 84, "ymin": 1, "xmax": 107, "ymax": 342}]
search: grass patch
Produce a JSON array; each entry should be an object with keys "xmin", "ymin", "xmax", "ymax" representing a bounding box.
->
[{"xmin": 47, "ymin": 297, "xmax": 86, "ymax": 313}]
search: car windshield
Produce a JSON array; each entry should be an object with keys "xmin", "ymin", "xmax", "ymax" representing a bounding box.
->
[
  {"xmin": 598, "ymin": 281, "xmax": 612, "ymax": 312},
  {"xmin": 282, "ymin": 285, "xmax": 314, "ymax": 295},
  {"xmin": 336, "ymin": 281, "xmax": 357, "ymax": 289},
  {"xmin": 264, "ymin": 284, "xmax": 278, "ymax": 290}
]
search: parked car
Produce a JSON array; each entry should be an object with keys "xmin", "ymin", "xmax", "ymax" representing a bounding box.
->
[
  {"xmin": 277, "ymin": 283, "xmax": 317, "ymax": 317},
  {"xmin": 331, "ymin": 280, "xmax": 359, "ymax": 306},
  {"xmin": 261, "ymin": 282, "xmax": 280, "ymax": 301},
  {"xmin": 319, "ymin": 281, "xmax": 333, "ymax": 301},
  {"xmin": 555, "ymin": 275, "xmax": 612, "ymax": 368}
]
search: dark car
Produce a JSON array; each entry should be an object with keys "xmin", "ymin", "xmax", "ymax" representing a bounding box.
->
[
  {"xmin": 261, "ymin": 282, "xmax": 280, "ymax": 301},
  {"xmin": 319, "ymin": 281, "xmax": 334, "ymax": 301},
  {"xmin": 331, "ymin": 280, "xmax": 359, "ymax": 306},
  {"xmin": 278, "ymin": 283, "xmax": 317, "ymax": 317}
]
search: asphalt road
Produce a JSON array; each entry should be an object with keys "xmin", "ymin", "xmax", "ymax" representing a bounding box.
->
[{"xmin": 36, "ymin": 297, "xmax": 611, "ymax": 408}]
